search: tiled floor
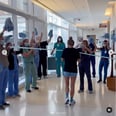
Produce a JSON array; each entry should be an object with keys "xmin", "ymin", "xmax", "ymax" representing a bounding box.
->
[{"xmin": 0, "ymin": 76, "xmax": 116, "ymax": 116}]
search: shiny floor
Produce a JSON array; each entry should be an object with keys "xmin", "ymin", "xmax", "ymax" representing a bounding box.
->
[{"xmin": 0, "ymin": 76, "xmax": 116, "ymax": 116}]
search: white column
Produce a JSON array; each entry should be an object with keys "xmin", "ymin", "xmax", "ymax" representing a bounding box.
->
[{"xmin": 12, "ymin": 14, "xmax": 18, "ymax": 50}]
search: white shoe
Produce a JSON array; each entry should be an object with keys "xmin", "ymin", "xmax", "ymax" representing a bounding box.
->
[
  {"xmin": 65, "ymin": 98, "xmax": 69, "ymax": 105},
  {"xmin": 69, "ymin": 99, "xmax": 76, "ymax": 106}
]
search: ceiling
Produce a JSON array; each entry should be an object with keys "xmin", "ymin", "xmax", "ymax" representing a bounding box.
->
[{"xmin": 33, "ymin": 0, "xmax": 114, "ymax": 29}]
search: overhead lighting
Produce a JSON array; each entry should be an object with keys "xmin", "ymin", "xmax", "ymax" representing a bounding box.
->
[
  {"xmin": 105, "ymin": 7, "xmax": 112, "ymax": 16},
  {"xmin": 102, "ymin": 20, "xmax": 108, "ymax": 24}
]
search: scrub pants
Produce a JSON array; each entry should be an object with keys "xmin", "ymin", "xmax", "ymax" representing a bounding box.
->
[
  {"xmin": 90, "ymin": 56, "xmax": 96, "ymax": 77},
  {"xmin": 79, "ymin": 62, "xmax": 93, "ymax": 91},
  {"xmin": 24, "ymin": 62, "xmax": 37, "ymax": 91},
  {"xmin": 8, "ymin": 69, "xmax": 19, "ymax": 96},
  {"xmin": 0, "ymin": 65, "xmax": 9, "ymax": 105},
  {"xmin": 99, "ymin": 60, "xmax": 109, "ymax": 81},
  {"xmin": 56, "ymin": 58, "xmax": 64, "ymax": 77}
]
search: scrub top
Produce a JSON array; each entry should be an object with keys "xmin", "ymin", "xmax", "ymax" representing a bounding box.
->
[{"xmin": 54, "ymin": 42, "xmax": 65, "ymax": 58}]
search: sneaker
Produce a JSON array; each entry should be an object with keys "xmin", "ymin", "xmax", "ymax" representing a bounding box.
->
[
  {"xmin": 93, "ymin": 75, "xmax": 96, "ymax": 78},
  {"xmin": 38, "ymin": 77, "xmax": 41, "ymax": 80},
  {"xmin": 26, "ymin": 90, "xmax": 31, "ymax": 93},
  {"xmin": 3, "ymin": 102, "xmax": 10, "ymax": 106},
  {"xmin": 78, "ymin": 90, "xmax": 84, "ymax": 93},
  {"xmin": 0, "ymin": 105, "xmax": 5, "ymax": 110},
  {"xmin": 103, "ymin": 81, "xmax": 106, "ymax": 84},
  {"xmin": 88, "ymin": 90, "xmax": 94, "ymax": 94},
  {"xmin": 97, "ymin": 80, "xmax": 102, "ymax": 83},
  {"xmin": 69, "ymin": 99, "xmax": 76, "ymax": 106},
  {"xmin": 43, "ymin": 76, "xmax": 48, "ymax": 79},
  {"xmin": 15, "ymin": 94, "xmax": 21, "ymax": 97},
  {"xmin": 65, "ymin": 98, "xmax": 69, "ymax": 105},
  {"xmin": 32, "ymin": 87, "xmax": 39, "ymax": 90}
]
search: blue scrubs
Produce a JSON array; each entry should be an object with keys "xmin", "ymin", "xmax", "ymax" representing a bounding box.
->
[
  {"xmin": 0, "ymin": 64, "xmax": 9, "ymax": 105},
  {"xmin": 99, "ymin": 48, "xmax": 109, "ymax": 81},
  {"xmin": 8, "ymin": 54, "xmax": 19, "ymax": 96},
  {"xmin": 79, "ymin": 49, "xmax": 93, "ymax": 91}
]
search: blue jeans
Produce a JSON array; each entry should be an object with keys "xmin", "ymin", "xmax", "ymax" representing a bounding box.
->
[
  {"xmin": 99, "ymin": 60, "xmax": 109, "ymax": 81},
  {"xmin": 0, "ymin": 65, "xmax": 9, "ymax": 105},
  {"xmin": 8, "ymin": 69, "xmax": 19, "ymax": 96},
  {"xmin": 63, "ymin": 71, "xmax": 77, "ymax": 77}
]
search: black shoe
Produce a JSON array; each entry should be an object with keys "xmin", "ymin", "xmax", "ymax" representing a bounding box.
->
[
  {"xmin": 78, "ymin": 90, "xmax": 84, "ymax": 93},
  {"xmin": 0, "ymin": 105, "xmax": 5, "ymax": 110},
  {"xmin": 26, "ymin": 90, "xmax": 31, "ymax": 93},
  {"xmin": 88, "ymin": 90, "xmax": 94, "ymax": 94},
  {"xmin": 32, "ymin": 87, "xmax": 39, "ymax": 90},
  {"xmin": 3, "ymin": 102, "xmax": 10, "ymax": 106},
  {"xmin": 15, "ymin": 94, "xmax": 21, "ymax": 97},
  {"xmin": 103, "ymin": 81, "xmax": 106, "ymax": 84},
  {"xmin": 93, "ymin": 75, "xmax": 96, "ymax": 78},
  {"xmin": 57, "ymin": 75, "xmax": 61, "ymax": 78},
  {"xmin": 43, "ymin": 76, "xmax": 48, "ymax": 79},
  {"xmin": 97, "ymin": 80, "xmax": 102, "ymax": 83}
]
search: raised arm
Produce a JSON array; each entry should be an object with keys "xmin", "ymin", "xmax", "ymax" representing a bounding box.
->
[{"xmin": 47, "ymin": 36, "xmax": 52, "ymax": 43}]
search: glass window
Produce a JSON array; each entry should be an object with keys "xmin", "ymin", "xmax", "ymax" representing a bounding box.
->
[
  {"xmin": 61, "ymin": 28, "xmax": 68, "ymax": 46},
  {"xmin": 61, "ymin": 19, "xmax": 69, "ymax": 29},
  {"xmin": 0, "ymin": 10, "xmax": 13, "ymax": 42},
  {"xmin": 17, "ymin": 16, "xmax": 27, "ymax": 39},
  {"xmin": 17, "ymin": 16, "xmax": 27, "ymax": 80},
  {"xmin": 16, "ymin": 0, "xmax": 28, "ymax": 12},
  {"xmin": 0, "ymin": 0, "xmax": 9, "ymax": 4}
]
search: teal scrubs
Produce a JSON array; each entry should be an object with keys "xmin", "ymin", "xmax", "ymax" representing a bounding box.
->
[
  {"xmin": 23, "ymin": 49, "xmax": 37, "ymax": 91},
  {"xmin": 54, "ymin": 42, "xmax": 65, "ymax": 77}
]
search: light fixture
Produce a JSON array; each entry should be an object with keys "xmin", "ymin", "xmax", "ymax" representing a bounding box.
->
[{"xmin": 105, "ymin": 7, "xmax": 112, "ymax": 16}]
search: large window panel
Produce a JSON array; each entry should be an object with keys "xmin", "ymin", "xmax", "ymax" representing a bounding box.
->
[
  {"xmin": 17, "ymin": 16, "xmax": 27, "ymax": 39},
  {"xmin": 17, "ymin": 16, "xmax": 27, "ymax": 80},
  {"xmin": 16, "ymin": 0, "xmax": 28, "ymax": 12},
  {"xmin": 0, "ymin": 0, "xmax": 11, "ymax": 5},
  {"xmin": 0, "ymin": 10, "xmax": 13, "ymax": 42},
  {"xmin": 61, "ymin": 28, "xmax": 68, "ymax": 47}
]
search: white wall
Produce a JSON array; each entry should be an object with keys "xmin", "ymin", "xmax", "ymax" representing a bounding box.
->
[{"xmin": 82, "ymin": 28, "xmax": 107, "ymax": 39}]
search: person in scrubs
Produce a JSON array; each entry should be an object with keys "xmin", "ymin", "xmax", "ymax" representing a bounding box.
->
[
  {"xmin": 51, "ymin": 36, "xmax": 65, "ymax": 77},
  {"xmin": 22, "ymin": 39, "xmax": 38, "ymax": 92},
  {"xmin": 97, "ymin": 40, "xmax": 110, "ymax": 84}
]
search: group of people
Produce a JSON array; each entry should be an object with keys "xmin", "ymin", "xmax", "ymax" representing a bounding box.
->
[
  {"xmin": 0, "ymin": 28, "xmax": 111, "ymax": 109},
  {"xmin": 0, "ymin": 29, "xmax": 53, "ymax": 110},
  {"xmin": 61, "ymin": 36, "xmax": 111, "ymax": 105}
]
